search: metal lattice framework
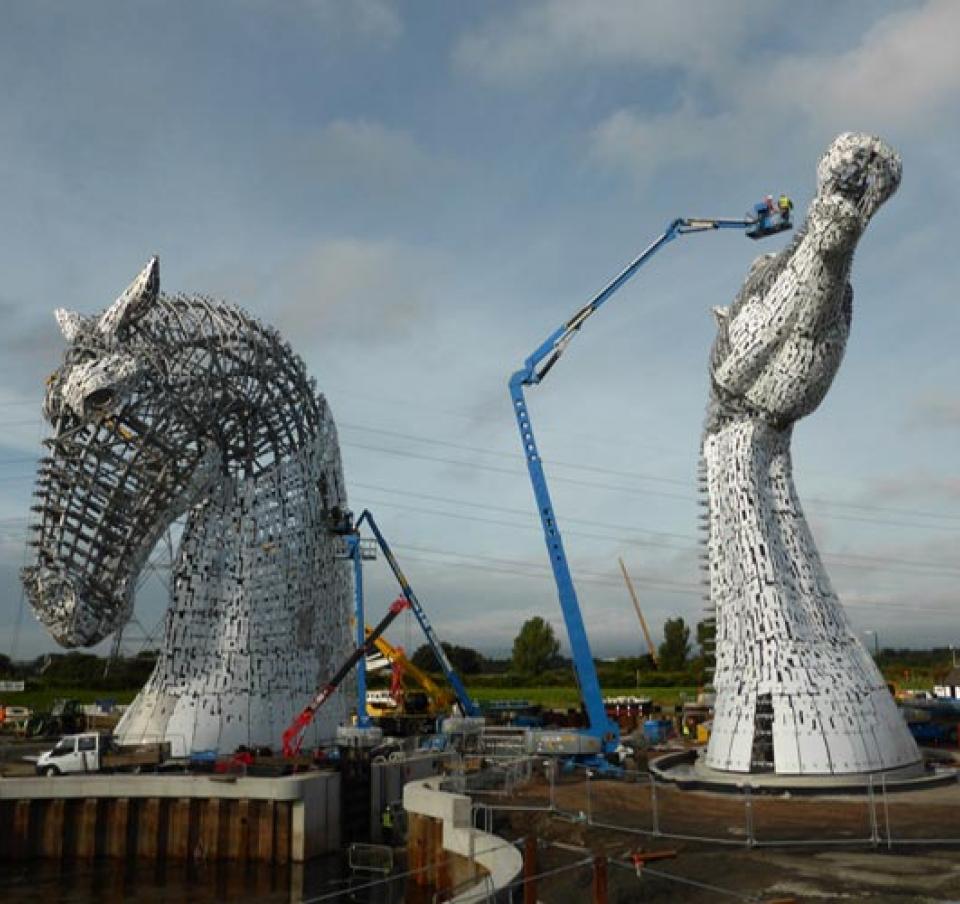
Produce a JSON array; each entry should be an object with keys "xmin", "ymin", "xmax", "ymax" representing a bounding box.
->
[
  {"xmin": 23, "ymin": 259, "xmax": 353, "ymax": 754},
  {"xmin": 701, "ymin": 133, "xmax": 921, "ymax": 776}
]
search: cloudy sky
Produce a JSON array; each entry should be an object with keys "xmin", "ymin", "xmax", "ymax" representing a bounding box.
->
[{"xmin": 0, "ymin": 1, "xmax": 957, "ymax": 661}]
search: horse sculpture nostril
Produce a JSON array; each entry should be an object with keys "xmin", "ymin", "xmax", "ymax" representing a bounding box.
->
[
  {"xmin": 20, "ymin": 566, "xmax": 94, "ymax": 647},
  {"xmin": 84, "ymin": 387, "xmax": 115, "ymax": 410}
]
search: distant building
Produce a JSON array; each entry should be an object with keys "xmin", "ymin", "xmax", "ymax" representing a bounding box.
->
[{"xmin": 933, "ymin": 667, "xmax": 960, "ymax": 700}]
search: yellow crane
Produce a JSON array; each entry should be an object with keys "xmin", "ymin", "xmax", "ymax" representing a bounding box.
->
[
  {"xmin": 618, "ymin": 557, "xmax": 659, "ymax": 668},
  {"xmin": 364, "ymin": 627, "xmax": 456, "ymax": 718}
]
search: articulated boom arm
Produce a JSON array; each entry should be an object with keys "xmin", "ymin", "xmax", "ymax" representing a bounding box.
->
[
  {"xmin": 516, "ymin": 217, "xmax": 754, "ymax": 386},
  {"xmin": 282, "ymin": 596, "xmax": 410, "ymax": 757},
  {"xmin": 356, "ymin": 509, "xmax": 481, "ymax": 718},
  {"xmin": 510, "ymin": 213, "xmax": 771, "ymax": 752},
  {"xmin": 365, "ymin": 628, "xmax": 455, "ymax": 709}
]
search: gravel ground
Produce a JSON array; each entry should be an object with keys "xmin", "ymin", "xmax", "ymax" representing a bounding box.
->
[{"xmin": 497, "ymin": 774, "xmax": 960, "ymax": 902}]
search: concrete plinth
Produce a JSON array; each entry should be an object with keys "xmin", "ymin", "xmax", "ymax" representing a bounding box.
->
[{"xmin": 651, "ymin": 749, "xmax": 954, "ymax": 795}]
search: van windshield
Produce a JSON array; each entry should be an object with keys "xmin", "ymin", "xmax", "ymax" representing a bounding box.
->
[{"xmin": 51, "ymin": 740, "xmax": 75, "ymax": 756}]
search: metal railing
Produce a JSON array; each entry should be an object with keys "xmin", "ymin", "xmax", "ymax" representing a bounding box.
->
[
  {"xmin": 347, "ymin": 841, "xmax": 394, "ymax": 874},
  {"xmin": 465, "ymin": 756, "xmax": 960, "ymax": 851}
]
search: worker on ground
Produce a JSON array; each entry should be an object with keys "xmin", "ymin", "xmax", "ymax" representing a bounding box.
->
[
  {"xmin": 381, "ymin": 805, "xmax": 394, "ymax": 844},
  {"xmin": 778, "ymin": 193, "xmax": 793, "ymax": 225}
]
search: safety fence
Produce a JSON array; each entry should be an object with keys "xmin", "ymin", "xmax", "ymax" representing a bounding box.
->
[
  {"xmin": 323, "ymin": 837, "xmax": 777, "ymax": 903},
  {"xmin": 464, "ymin": 757, "xmax": 960, "ymax": 851},
  {"xmin": 441, "ymin": 755, "xmax": 534, "ymax": 798}
]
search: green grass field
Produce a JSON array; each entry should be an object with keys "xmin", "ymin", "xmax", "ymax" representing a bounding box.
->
[
  {"xmin": 3, "ymin": 685, "xmax": 697, "ymax": 715},
  {"xmin": 466, "ymin": 685, "xmax": 697, "ymax": 709}
]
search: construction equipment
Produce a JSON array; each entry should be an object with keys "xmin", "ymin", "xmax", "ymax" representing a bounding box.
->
[
  {"xmin": 35, "ymin": 732, "xmax": 169, "ymax": 776},
  {"xmin": 25, "ymin": 698, "xmax": 84, "ymax": 738},
  {"xmin": 365, "ymin": 629, "xmax": 456, "ymax": 717},
  {"xmin": 509, "ymin": 211, "xmax": 789, "ymax": 764},
  {"xmin": 365, "ymin": 631, "xmax": 457, "ymax": 735},
  {"xmin": 618, "ymin": 557, "xmax": 658, "ymax": 668},
  {"xmin": 355, "ymin": 509, "xmax": 481, "ymax": 718},
  {"xmin": 282, "ymin": 596, "xmax": 410, "ymax": 757},
  {"xmin": 746, "ymin": 197, "xmax": 793, "ymax": 239}
]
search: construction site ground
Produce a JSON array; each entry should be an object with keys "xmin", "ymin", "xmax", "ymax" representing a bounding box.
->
[{"xmin": 494, "ymin": 774, "xmax": 960, "ymax": 902}]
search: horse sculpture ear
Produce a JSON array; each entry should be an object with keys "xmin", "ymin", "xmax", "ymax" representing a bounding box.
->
[
  {"xmin": 54, "ymin": 309, "xmax": 91, "ymax": 342},
  {"xmin": 98, "ymin": 256, "xmax": 160, "ymax": 336}
]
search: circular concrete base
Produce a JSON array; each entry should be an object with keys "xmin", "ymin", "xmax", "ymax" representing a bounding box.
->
[{"xmin": 651, "ymin": 748, "xmax": 955, "ymax": 795}]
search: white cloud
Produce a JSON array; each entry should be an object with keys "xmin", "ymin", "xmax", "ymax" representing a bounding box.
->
[
  {"xmin": 302, "ymin": 0, "xmax": 402, "ymax": 42},
  {"xmin": 454, "ymin": 0, "xmax": 764, "ymax": 83},
  {"xmin": 760, "ymin": 0, "xmax": 960, "ymax": 129},
  {"xmin": 272, "ymin": 237, "xmax": 445, "ymax": 345},
  {"xmin": 581, "ymin": 0, "xmax": 960, "ymax": 184},
  {"xmin": 868, "ymin": 473, "xmax": 960, "ymax": 502},
  {"xmin": 909, "ymin": 395, "xmax": 960, "ymax": 430},
  {"xmin": 590, "ymin": 100, "xmax": 746, "ymax": 185},
  {"xmin": 303, "ymin": 119, "xmax": 435, "ymax": 187}
]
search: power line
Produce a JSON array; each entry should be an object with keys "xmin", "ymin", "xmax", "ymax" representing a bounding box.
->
[
  {"xmin": 340, "ymin": 420, "xmax": 691, "ymax": 487},
  {"xmin": 342, "ymin": 438, "xmax": 960, "ymax": 533},
  {"xmin": 391, "ymin": 545, "xmax": 960, "ymax": 616},
  {"xmin": 0, "ymin": 414, "xmax": 955, "ymax": 528},
  {"xmin": 350, "ymin": 481, "xmax": 960, "ymax": 576},
  {"xmin": 355, "ymin": 494, "xmax": 960, "ymax": 581},
  {"xmin": 339, "ymin": 420, "xmax": 960, "ymax": 523},
  {"xmin": 1, "ymin": 476, "xmax": 952, "ymax": 583},
  {"xmin": 351, "ymin": 480, "xmax": 698, "ymax": 542},
  {"xmin": 391, "ymin": 539, "xmax": 702, "ymax": 593},
  {"xmin": 340, "ymin": 440, "xmax": 960, "ymax": 533}
]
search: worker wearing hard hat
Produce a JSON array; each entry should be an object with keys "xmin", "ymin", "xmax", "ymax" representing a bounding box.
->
[{"xmin": 778, "ymin": 194, "xmax": 794, "ymax": 225}]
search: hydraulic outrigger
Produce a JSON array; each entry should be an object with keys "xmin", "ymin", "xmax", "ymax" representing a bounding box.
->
[{"xmin": 510, "ymin": 210, "xmax": 789, "ymax": 767}]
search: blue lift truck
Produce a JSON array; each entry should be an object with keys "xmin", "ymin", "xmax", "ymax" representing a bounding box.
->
[
  {"xmin": 510, "ymin": 207, "xmax": 789, "ymax": 770},
  {"xmin": 355, "ymin": 508, "xmax": 482, "ymax": 719}
]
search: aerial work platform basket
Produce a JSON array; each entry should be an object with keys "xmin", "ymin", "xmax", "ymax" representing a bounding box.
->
[{"xmin": 746, "ymin": 198, "xmax": 793, "ymax": 239}]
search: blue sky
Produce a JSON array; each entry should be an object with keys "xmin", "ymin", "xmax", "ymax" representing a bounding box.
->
[{"xmin": 0, "ymin": 0, "xmax": 957, "ymax": 660}]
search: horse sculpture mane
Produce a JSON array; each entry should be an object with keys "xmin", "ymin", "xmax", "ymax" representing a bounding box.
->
[{"xmin": 23, "ymin": 260, "xmax": 353, "ymax": 754}]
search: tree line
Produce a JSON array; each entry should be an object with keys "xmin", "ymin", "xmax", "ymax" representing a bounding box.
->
[{"xmin": 409, "ymin": 615, "xmax": 714, "ymax": 686}]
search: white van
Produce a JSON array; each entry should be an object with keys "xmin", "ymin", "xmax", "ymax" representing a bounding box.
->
[{"xmin": 35, "ymin": 733, "xmax": 168, "ymax": 775}]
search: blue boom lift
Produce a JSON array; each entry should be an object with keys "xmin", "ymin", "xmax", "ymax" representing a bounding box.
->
[
  {"xmin": 509, "ymin": 208, "xmax": 789, "ymax": 767},
  {"xmin": 355, "ymin": 508, "xmax": 482, "ymax": 719},
  {"xmin": 282, "ymin": 507, "xmax": 481, "ymax": 755}
]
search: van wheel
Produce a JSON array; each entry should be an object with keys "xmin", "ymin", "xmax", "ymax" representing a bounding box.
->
[{"xmin": 42, "ymin": 766, "xmax": 60, "ymax": 777}]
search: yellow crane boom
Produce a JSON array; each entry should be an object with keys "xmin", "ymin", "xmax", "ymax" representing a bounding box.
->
[
  {"xmin": 618, "ymin": 557, "xmax": 659, "ymax": 667},
  {"xmin": 364, "ymin": 626, "xmax": 455, "ymax": 713}
]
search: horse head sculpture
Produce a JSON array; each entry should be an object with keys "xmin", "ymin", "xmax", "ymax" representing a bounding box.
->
[
  {"xmin": 23, "ymin": 259, "xmax": 352, "ymax": 753},
  {"xmin": 700, "ymin": 133, "xmax": 919, "ymax": 777}
]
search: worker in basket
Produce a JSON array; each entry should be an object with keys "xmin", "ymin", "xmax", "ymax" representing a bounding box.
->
[
  {"xmin": 778, "ymin": 193, "xmax": 794, "ymax": 225},
  {"xmin": 750, "ymin": 195, "xmax": 776, "ymax": 228}
]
